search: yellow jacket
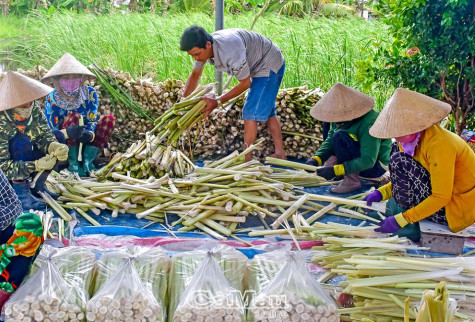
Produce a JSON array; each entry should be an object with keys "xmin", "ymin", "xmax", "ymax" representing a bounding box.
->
[{"xmin": 378, "ymin": 124, "xmax": 475, "ymax": 232}]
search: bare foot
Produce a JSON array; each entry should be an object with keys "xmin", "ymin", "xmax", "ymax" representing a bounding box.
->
[{"xmin": 269, "ymin": 152, "xmax": 287, "ymax": 160}]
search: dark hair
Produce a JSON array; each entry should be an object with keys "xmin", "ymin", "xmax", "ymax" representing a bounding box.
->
[{"xmin": 180, "ymin": 25, "xmax": 213, "ymax": 51}]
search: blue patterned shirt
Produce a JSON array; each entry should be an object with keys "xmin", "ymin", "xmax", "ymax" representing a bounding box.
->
[{"xmin": 44, "ymin": 86, "xmax": 99, "ymax": 132}]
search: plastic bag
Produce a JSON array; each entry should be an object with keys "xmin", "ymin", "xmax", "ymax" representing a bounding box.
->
[
  {"xmin": 87, "ymin": 258, "xmax": 165, "ymax": 321},
  {"xmin": 28, "ymin": 244, "xmax": 97, "ymax": 298},
  {"xmin": 93, "ymin": 245, "xmax": 170, "ymax": 307},
  {"xmin": 245, "ymin": 246, "xmax": 291, "ymax": 296},
  {"xmin": 168, "ymin": 243, "xmax": 247, "ymax": 319},
  {"xmin": 248, "ymin": 252, "xmax": 339, "ymax": 321},
  {"xmin": 415, "ymin": 281, "xmax": 457, "ymax": 322},
  {"xmin": 172, "ymin": 252, "xmax": 246, "ymax": 322},
  {"xmin": 2, "ymin": 256, "xmax": 86, "ymax": 321}
]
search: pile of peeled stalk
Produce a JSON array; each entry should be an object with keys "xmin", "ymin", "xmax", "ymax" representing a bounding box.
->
[
  {"xmin": 45, "ymin": 140, "xmax": 385, "ymax": 241},
  {"xmin": 310, "ymin": 235, "xmax": 475, "ymax": 321},
  {"xmin": 189, "ymin": 85, "xmax": 325, "ymax": 160}
]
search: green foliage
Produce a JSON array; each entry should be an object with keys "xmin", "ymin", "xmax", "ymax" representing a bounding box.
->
[
  {"xmin": 319, "ymin": 3, "xmax": 354, "ymax": 17},
  {"xmin": 358, "ymin": 0, "xmax": 475, "ymax": 133}
]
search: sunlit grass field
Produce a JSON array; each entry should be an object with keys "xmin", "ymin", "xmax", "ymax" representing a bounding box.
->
[{"xmin": 0, "ymin": 12, "xmax": 391, "ymax": 105}]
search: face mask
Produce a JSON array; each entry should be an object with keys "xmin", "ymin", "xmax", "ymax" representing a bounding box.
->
[
  {"xmin": 12, "ymin": 102, "xmax": 34, "ymax": 120},
  {"xmin": 59, "ymin": 76, "xmax": 82, "ymax": 93},
  {"xmin": 400, "ymin": 132, "xmax": 421, "ymax": 156}
]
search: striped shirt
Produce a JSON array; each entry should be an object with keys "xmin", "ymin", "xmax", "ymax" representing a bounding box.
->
[{"xmin": 194, "ymin": 28, "xmax": 284, "ymax": 80}]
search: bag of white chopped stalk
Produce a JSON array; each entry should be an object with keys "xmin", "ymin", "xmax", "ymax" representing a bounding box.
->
[
  {"xmin": 2, "ymin": 256, "xmax": 86, "ymax": 322},
  {"xmin": 28, "ymin": 245, "xmax": 97, "ymax": 298},
  {"xmin": 415, "ymin": 281, "xmax": 457, "ymax": 322},
  {"xmin": 87, "ymin": 258, "xmax": 165, "ymax": 322},
  {"xmin": 248, "ymin": 252, "xmax": 339, "ymax": 322},
  {"xmin": 245, "ymin": 246, "xmax": 291, "ymax": 296},
  {"xmin": 172, "ymin": 252, "xmax": 246, "ymax": 322},
  {"xmin": 168, "ymin": 243, "xmax": 247, "ymax": 320},
  {"xmin": 93, "ymin": 246, "xmax": 170, "ymax": 307}
]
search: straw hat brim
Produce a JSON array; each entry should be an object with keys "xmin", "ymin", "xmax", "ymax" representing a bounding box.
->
[
  {"xmin": 310, "ymin": 83, "xmax": 374, "ymax": 122},
  {"xmin": 41, "ymin": 52, "xmax": 95, "ymax": 83},
  {"xmin": 0, "ymin": 71, "xmax": 53, "ymax": 111},
  {"xmin": 369, "ymin": 88, "xmax": 452, "ymax": 139}
]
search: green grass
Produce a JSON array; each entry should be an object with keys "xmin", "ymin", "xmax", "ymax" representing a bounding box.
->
[{"xmin": 0, "ymin": 12, "xmax": 391, "ymax": 106}]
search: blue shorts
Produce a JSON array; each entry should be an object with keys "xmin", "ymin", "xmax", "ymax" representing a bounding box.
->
[{"xmin": 242, "ymin": 62, "xmax": 285, "ymax": 121}]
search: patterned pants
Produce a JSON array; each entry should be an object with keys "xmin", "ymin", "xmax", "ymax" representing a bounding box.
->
[
  {"xmin": 61, "ymin": 113, "xmax": 115, "ymax": 149},
  {"xmin": 389, "ymin": 151, "xmax": 447, "ymax": 225}
]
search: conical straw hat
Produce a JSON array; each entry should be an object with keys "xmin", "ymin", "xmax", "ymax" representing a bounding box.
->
[
  {"xmin": 310, "ymin": 83, "xmax": 374, "ymax": 122},
  {"xmin": 0, "ymin": 71, "xmax": 53, "ymax": 111},
  {"xmin": 41, "ymin": 52, "xmax": 95, "ymax": 83},
  {"xmin": 369, "ymin": 88, "xmax": 451, "ymax": 139}
]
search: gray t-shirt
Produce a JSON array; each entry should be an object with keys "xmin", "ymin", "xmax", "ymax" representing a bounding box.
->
[{"xmin": 194, "ymin": 28, "xmax": 284, "ymax": 80}]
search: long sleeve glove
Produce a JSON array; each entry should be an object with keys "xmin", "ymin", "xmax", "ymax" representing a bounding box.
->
[
  {"xmin": 78, "ymin": 131, "xmax": 94, "ymax": 144},
  {"xmin": 374, "ymin": 213, "xmax": 408, "ymax": 233},
  {"xmin": 48, "ymin": 142, "xmax": 69, "ymax": 161},
  {"xmin": 363, "ymin": 190, "xmax": 383, "ymax": 206},
  {"xmin": 65, "ymin": 125, "xmax": 86, "ymax": 140},
  {"xmin": 34, "ymin": 154, "xmax": 57, "ymax": 171},
  {"xmin": 305, "ymin": 156, "xmax": 322, "ymax": 167}
]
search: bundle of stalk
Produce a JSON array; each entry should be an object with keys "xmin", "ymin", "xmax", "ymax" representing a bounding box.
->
[
  {"xmin": 92, "ymin": 67, "xmax": 184, "ymax": 153},
  {"xmin": 87, "ymin": 258, "xmax": 165, "ymax": 321},
  {"xmin": 94, "ymin": 134, "xmax": 196, "ymax": 180},
  {"xmin": 27, "ymin": 245, "xmax": 96, "ymax": 299},
  {"xmin": 415, "ymin": 281, "xmax": 456, "ymax": 322},
  {"xmin": 92, "ymin": 246, "xmax": 170, "ymax": 308},
  {"xmin": 311, "ymin": 236, "xmax": 475, "ymax": 321},
  {"xmin": 265, "ymin": 157, "xmax": 329, "ymax": 187},
  {"xmin": 3, "ymin": 258, "xmax": 86, "ymax": 322},
  {"xmin": 168, "ymin": 244, "xmax": 247, "ymax": 320},
  {"xmin": 191, "ymin": 86, "xmax": 325, "ymax": 159}
]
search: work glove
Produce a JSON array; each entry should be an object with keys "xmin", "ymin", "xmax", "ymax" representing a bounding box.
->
[
  {"xmin": 374, "ymin": 213, "xmax": 408, "ymax": 234},
  {"xmin": 363, "ymin": 190, "xmax": 383, "ymax": 206},
  {"xmin": 65, "ymin": 125, "xmax": 86, "ymax": 140},
  {"xmin": 305, "ymin": 158, "xmax": 320, "ymax": 167},
  {"xmin": 48, "ymin": 142, "xmax": 69, "ymax": 161},
  {"xmin": 316, "ymin": 166, "xmax": 336, "ymax": 180},
  {"xmin": 78, "ymin": 131, "xmax": 94, "ymax": 144},
  {"xmin": 34, "ymin": 154, "xmax": 57, "ymax": 171}
]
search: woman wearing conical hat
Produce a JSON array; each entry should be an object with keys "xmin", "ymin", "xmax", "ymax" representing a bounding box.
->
[
  {"xmin": 365, "ymin": 88, "xmax": 475, "ymax": 235},
  {"xmin": 42, "ymin": 53, "xmax": 115, "ymax": 176},
  {"xmin": 306, "ymin": 83, "xmax": 392, "ymax": 194},
  {"xmin": 0, "ymin": 71, "xmax": 68, "ymax": 211}
]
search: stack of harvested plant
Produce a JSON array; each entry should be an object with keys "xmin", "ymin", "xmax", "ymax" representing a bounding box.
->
[
  {"xmin": 310, "ymin": 236, "xmax": 475, "ymax": 321},
  {"xmin": 45, "ymin": 141, "xmax": 384, "ymax": 239},
  {"xmin": 190, "ymin": 86, "xmax": 325, "ymax": 159},
  {"xmin": 95, "ymin": 134, "xmax": 196, "ymax": 180}
]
